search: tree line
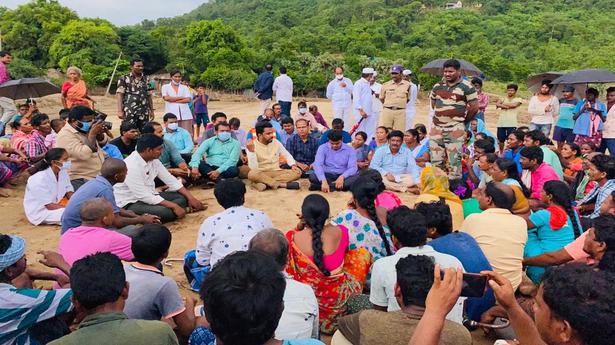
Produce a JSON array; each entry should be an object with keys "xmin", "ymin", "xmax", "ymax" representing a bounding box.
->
[{"xmin": 1, "ymin": 0, "xmax": 613, "ymax": 94}]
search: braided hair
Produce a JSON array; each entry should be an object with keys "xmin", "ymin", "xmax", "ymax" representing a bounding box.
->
[
  {"xmin": 301, "ymin": 194, "xmax": 331, "ymax": 276},
  {"xmin": 543, "ymin": 181, "xmax": 581, "ymax": 238},
  {"xmin": 351, "ymin": 178, "xmax": 393, "ymax": 256}
]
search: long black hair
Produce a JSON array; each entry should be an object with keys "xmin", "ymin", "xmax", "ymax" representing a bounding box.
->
[
  {"xmin": 543, "ymin": 180, "xmax": 581, "ymax": 238},
  {"xmin": 39, "ymin": 148, "xmax": 67, "ymax": 171},
  {"xmin": 351, "ymin": 178, "xmax": 393, "ymax": 256},
  {"xmin": 301, "ymin": 194, "xmax": 331, "ymax": 276},
  {"xmin": 494, "ymin": 158, "xmax": 530, "ymax": 197}
]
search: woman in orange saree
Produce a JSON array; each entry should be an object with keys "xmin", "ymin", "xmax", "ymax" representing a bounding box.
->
[
  {"xmin": 285, "ymin": 194, "xmax": 372, "ymax": 334},
  {"xmin": 61, "ymin": 66, "xmax": 93, "ymax": 109}
]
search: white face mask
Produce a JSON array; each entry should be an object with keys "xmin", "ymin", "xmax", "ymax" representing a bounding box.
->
[
  {"xmin": 299, "ymin": 108, "xmax": 307, "ymax": 114},
  {"xmin": 336, "ymin": 74, "xmax": 344, "ymax": 80},
  {"xmin": 167, "ymin": 123, "xmax": 179, "ymax": 131}
]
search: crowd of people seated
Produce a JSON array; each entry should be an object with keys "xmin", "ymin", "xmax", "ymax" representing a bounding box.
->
[{"xmin": 2, "ymin": 55, "xmax": 615, "ymax": 345}]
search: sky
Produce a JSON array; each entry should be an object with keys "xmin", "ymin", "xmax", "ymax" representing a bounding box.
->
[{"xmin": 3, "ymin": 0, "xmax": 205, "ymax": 26}]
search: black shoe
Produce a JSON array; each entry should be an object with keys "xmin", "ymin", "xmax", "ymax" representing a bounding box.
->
[
  {"xmin": 308, "ymin": 184, "xmax": 319, "ymax": 191},
  {"xmin": 286, "ymin": 182, "xmax": 300, "ymax": 190}
]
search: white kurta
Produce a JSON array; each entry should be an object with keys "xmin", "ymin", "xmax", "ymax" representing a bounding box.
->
[
  {"xmin": 353, "ymin": 78, "xmax": 377, "ymax": 140},
  {"xmin": 405, "ymin": 83, "xmax": 418, "ymax": 130},
  {"xmin": 161, "ymin": 83, "xmax": 193, "ymax": 121},
  {"xmin": 23, "ymin": 167, "xmax": 73, "ymax": 225},
  {"xmin": 326, "ymin": 77, "xmax": 354, "ymax": 129}
]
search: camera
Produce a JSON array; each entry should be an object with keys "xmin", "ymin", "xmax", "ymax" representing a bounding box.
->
[{"xmin": 94, "ymin": 110, "xmax": 113, "ymax": 130}]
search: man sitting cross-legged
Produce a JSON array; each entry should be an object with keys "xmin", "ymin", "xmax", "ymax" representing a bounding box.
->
[
  {"xmin": 49, "ymin": 253, "xmax": 179, "ymax": 345},
  {"xmin": 124, "ymin": 224, "xmax": 196, "ymax": 341},
  {"xmin": 285, "ymin": 118, "xmax": 319, "ymax": 177},
  {"xmin": 189, "ymin": 121, "xmax": 240, "ymax": 184},
  {"xmin": 61, "ymin": 158, "xmax": 159, "ymax": 235},
  {"xmin": 333, "ymin": 255, "xmax": 471, "ymax": 345},
  {"xmin": 114, "ymin": 133, "xmax": 205, "ymax": 223},
  {"xmin": 309, "ymin": 129, "xmax": 359, "ymax": 192},
  {"xmin": 243, "ymin": 121, "xmax": 301, "ymax": 191},
  {"xmin": 369, "ymin": 129, "xmax": 420, "ymax": 193},
  {"xmin": 184, "ymin": 178, "xmax": 273, "ymax": 291}
]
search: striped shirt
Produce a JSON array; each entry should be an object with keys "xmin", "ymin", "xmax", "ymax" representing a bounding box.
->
[
  {"xmin": 578, "ymin": 179, "xmax": 615, "ymax": 219},
  {"xmin": 0, "ymin": 284, "xmax": 73, "ymax": 345},
  {"xmin": 23, "ymin": 132, "xmax": 48, "ymax": 159},
  {"xmin": 430, "ymin": 79, "xmax": 477, "ymax": 127}
]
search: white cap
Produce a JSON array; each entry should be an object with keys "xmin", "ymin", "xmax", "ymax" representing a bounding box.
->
[
  {"xmin": 362, "ymin": 67, "xmax": 375, "ymax": 74},
  {"xmin": 373, "ymin": 71, "xmax": 378, "ymax": 77},
  {"xmin": 402, "ymin": 69, "xmax": 412, "ymax": 76}
]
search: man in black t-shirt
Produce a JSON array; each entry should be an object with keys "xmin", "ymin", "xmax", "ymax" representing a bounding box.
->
[{"xmin": 110, "ymin": 122, "xmax": 139, "ymax": 158}]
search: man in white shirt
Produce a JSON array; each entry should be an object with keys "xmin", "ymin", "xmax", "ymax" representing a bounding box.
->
[
  {"xmin": 272, "ymin": 66, "xmax": 293, "ymax": 117},
  {"xmin": 326, "ymin": 66, "xmax": 354, "ymax": 131},
  {"xmin": 403, "ymin": 70, "xmax": 419, "ymax": 130},
  {"xmin": 114, "ymin": 133, "xmax": 206, "ymax": 223},
  {"xmin": 249, "ymin": 228, "xmax": 319, "ymax": 340},
  {"xmin": 196, "ymin": 179, "xmax": 273, "ymax": 268},
  {"xmin": 369, "ymin": 206, "xmax": 466, "ymax": 325},
  {"xmin": 370, "ymin": 72, "xmax": 383, "ymax": 135},
  {"xmin": 243, "ymin": 121, "xmax": 302, "ymax": 191},
  {"xmin": 353, "ymin": 68, "xmax": 376, "ymax": 140}
]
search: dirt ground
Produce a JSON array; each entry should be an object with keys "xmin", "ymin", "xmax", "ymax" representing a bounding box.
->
[{"xmin": 1, "ymin": 90, "xmax": 527, "ymax": 345}]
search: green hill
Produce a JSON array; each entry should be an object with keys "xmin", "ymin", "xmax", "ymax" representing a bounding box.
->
[{"xmin": 2, "ymin": 0, "xmax": 614, "ymax": 92}]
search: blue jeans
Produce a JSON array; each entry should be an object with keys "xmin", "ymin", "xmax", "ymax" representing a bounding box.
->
[
  {"xmin": 529, "ymin": 123, "xmax": 552, "ymax": 138},
  {"xmin": 278, "ymin": 101, "xmax": 292, "ymax": 117},
  {"xmin": 604, "ymin": 138, "xmax": 615, "ymax": 155}
]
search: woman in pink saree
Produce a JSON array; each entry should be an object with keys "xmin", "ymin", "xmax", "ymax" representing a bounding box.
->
[{"xmin": 61, "ymin": 66, "xmax": 94, "ymax": 109}]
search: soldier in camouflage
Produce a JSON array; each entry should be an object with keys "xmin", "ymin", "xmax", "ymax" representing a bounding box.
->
[
  {"xmin": 116, "ymin": 59, "xmax": 155, "ymax": 131},
  {"xmin": 428, "ymin": 59, "xmax": 479, "ymax": 180}
]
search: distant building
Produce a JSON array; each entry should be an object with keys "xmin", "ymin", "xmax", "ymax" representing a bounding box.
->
[{"xmin": 445, "ymin": 1, "xmax": 463, "ymax": 9}]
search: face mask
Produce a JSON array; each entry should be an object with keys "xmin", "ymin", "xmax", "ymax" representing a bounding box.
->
[
  {"xmin": 217, "ymin": 132, "xmax": 231, "ymax": 141},
  {"xmin": 299, "ymin": 107, "xmax": 307, "ymax": 114},
  {"xmin": 336, "ymin": 74, "xmax": 344, "ymax": 80},
  {"xmin": 60, "ymin": 160, "xmax": 72, "ymax": 171},
  {"xmin": 171, "ymin": 80, "xmax": 181, "ymax": 86},
  {"xmin": 167, "ymin": 123, "xmax": 178, "ymax": 131},
  {"xmin": 79, "ymin": 121, "xmax": 92, "ymax": 132}
]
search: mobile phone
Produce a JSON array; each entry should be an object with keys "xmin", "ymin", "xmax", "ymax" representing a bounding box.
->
[{"xmin": 441, "ymin": 271, "xmax": 487, "ymax": 298}]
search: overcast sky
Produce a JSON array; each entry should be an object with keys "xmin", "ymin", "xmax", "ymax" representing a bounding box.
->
[{"xmin": 3, "ymin": 0, "xmax": 205, "ymax": 26}]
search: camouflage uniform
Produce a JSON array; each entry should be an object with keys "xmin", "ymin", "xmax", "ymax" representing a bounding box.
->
[
  {"xmin": 429, "ymin": 78, "xmax": 477, "ymax": 179},
  {"xmin": 117, "ymin": 73, "xmax": 154, "ymax": 131}
]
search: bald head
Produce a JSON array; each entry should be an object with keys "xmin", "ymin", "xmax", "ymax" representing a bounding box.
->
[
  {"xmin": 80, "ymin": 198, "xmax": 114, "ymax": 224},
  {"xmin": 100, "ymin": 158, "xmax": 127, "ymax": 182},
  {"xmin": 485, "ymin": 182, "xmax": 515, "ymax": 210},
  {"xmin": 248, "ymin": 229, "xmax": 288, "ymax": 271}
]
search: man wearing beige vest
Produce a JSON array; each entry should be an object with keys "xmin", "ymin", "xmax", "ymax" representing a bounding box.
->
[
  {"xmin": 56, "ymin": 106, "xmax": 108, "ymax": 190},
  {"xmin": 242, "ymin": 121, "xmax": 301, "ymax": 191}
]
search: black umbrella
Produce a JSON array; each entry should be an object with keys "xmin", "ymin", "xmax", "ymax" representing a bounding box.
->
[
  {"xmin": 0, "ymin": 78, "xmax": 61, "ymax": 100},
  {"xmin": 420, "ymin": 58, "xmax": 483, "ymax": 77},
  {"xmin": 551, "ymin": 69, "xmax": 615, "ymax": 85}
]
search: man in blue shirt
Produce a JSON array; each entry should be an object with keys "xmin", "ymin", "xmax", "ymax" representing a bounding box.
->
[
  {"xmin": 553, "ymin": 85, "xmax": 579, "ymax": 149},
  {"xmin": 163, "ymin": 113, "xmax": 194, "ymax": 163},
  {"xmin": 286, "ymin": 118, "xmax": 319, "ymax": 176},
  {"xmin": 319, "ymin": 118, "xmax": 351, "ymax": 145},
  {"xmin": 502, "ymin": 129, "xmax": 525, "ymax": 174},
  {"xmin": 309, "ymin": 130, "xmax": 359, "ymax": 192},
  {"xmin": 414, "ymin": 200, "xmax": 494, "ymax": 321},
  {"xmin": 369, "ymin": 130, "xmax": 420, "ymax": 193},
  {"xmin": 253, "ymin": 64, "xmax": 274, "ymax": 115},
  {"xmin": 190, "ymin": 121, "xmax": 241, "ymax": 183},
  {"xmin": 61, "ymin": 158, "xmax": 159, "ymax": 235}
]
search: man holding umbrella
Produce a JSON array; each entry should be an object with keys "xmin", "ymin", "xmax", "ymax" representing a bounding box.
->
[
  {"xmin": 428, "ymin": 59, "xmax": 479, "ymax": 180},
  {"xmin": 353, "ymin": 67, "xmax": 376, "ymax": 140},
  {"xmin": 0, "ymin": 51, "xmax": 17, "ymax": 135}
]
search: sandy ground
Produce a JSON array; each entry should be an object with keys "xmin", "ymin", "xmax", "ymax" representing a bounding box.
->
[{"xmin": 1, "ymin": 90, "xmax": 527, "ymax": 344}]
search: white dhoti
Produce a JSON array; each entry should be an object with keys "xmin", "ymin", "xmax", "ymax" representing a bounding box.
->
[
  {"xmin": 354, "ymin": 111, "xmax": 378, "ymax": 140},
  {"xmin": 405, "ymin": 106, "xmax": 416, "ymax": 131},
  {"xmin": 333, "ymin": 105, "xmax": 354, "ymax": 131},
  {"xmin": 382, "ymin": 174, "xmax": 416, "ymax": 193}
]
